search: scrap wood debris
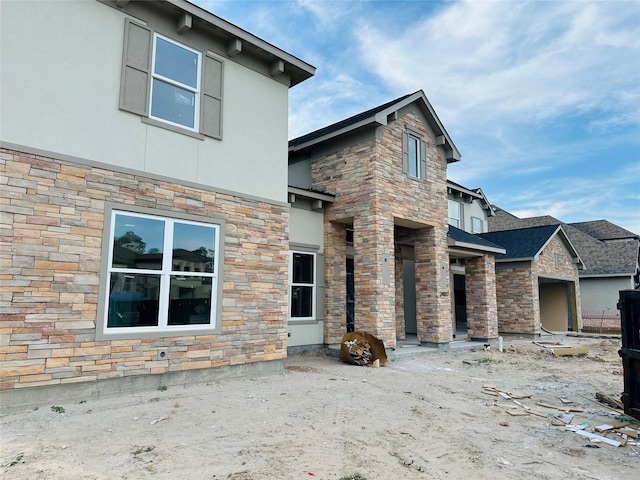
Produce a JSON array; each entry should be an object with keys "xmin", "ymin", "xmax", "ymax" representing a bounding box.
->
[
  {"xmin": 532, "ymin": 341, "xmax": 589, "ymax": 356},
  {"xmin": 484, "ymin": 383, "xmax": 640, "ymax": 448}
]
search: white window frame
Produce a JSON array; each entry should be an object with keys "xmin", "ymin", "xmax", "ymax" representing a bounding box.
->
[
  {"xmin": 448, "ymin": 200, "xmax": 463, "ymax": 229},
  {"xmin": 471, "ymin": 216, "xmax": 483, "ymax": 234},
  {"xmin": 407, "ymin": 134, "xmax": 420, "ymax": 179},
  {"xmin": 102, "ymin": 209, "xmax": 220, "ymax": 337},
  {"xmin": 150, "ymin": 33, "xmax": 202, "ymax": 132},
  {"xmin": 288, "ymin": 251, "xmax": 316, "ymax": 321}
]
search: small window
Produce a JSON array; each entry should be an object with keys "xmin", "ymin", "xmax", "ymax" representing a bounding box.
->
[
  {"xmin": 289, "ymin": 251, "xmax": 316, "ymax": 320},
  {"xmin": 150, "ymin": 34, "xmax": 201, "ymax": 131},
  {"xmin": 448, "ymin": 200, "xmax": 463, "ymax": 229},
  {"xmin": 102, "ymin": 209, "xmax": 221, "ymax": 337},
  {"xmin": 408, "ymin": 135, "xmax": 420, "ymax": 178},
  {"xmin": 402, "ymin": 130, "xmax": 427, "ymax": 180},
  {"xmin": 471, "ymin": 217, "xmax": 483, "ymax": 233}
]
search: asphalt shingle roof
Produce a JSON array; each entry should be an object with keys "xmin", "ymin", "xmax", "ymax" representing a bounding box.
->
[
  {"xmin": 447, "ymin": 225, "xmax": 505, "ymax": 251},
  {"xmin": 479, "ymin": 224, "xmax": 561, "ymax": 261},
  {"xmin": 289, "ymin": 93, "xmax": 415, "ymax": 148},
  {"xmin": 489, "ymin": 208, "xmax": 639, "ymax": 276}
]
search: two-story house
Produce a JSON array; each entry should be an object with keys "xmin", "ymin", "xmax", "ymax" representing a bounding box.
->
[
  {"xmin": 1, "ymin": 0, "xmax": 314, "ymax": 410},
  {"xmin": 286, "ymin": 91, "xmax": 505, "ymax": 352}
]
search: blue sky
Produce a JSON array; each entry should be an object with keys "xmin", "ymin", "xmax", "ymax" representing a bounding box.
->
[{"xmin": 193, "ymin": 0, "xmax": 640, "ymax": 234}]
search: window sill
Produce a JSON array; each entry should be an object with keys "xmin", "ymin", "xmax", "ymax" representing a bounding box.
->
[
  {"xmin": 287, "ymin": 318, "xmax": 320, "ymax": 325},
  {"xmin": 142, "ymin": 117, "xmax": 205, "ymax": 140}
]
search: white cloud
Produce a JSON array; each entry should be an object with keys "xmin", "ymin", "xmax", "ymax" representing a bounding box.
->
[{"xmin": 355, "ymin": 0, "xmax": 640, "ymax": 129}]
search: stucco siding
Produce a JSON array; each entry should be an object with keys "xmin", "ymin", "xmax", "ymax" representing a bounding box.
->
[
  {"xmin": 580, "ymin": 277, "xmax": 633, "ymax": 311},
  {"xmin": 0, "ymin": 0, "xmax": 289, "ymax": 203}
]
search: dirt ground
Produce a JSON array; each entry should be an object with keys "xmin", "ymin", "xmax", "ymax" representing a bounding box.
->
[{"xmin": 1, "ymin": 334, "xmax": 638, "ymax": 480}]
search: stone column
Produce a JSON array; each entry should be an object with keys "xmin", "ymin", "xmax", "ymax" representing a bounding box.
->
[
  {"xmin": 353, "ymin": 214, "xmax": 396, "ymax": 348},
  {"xmin": 323, "ymin": 221, "xmax": 347, "ymax": 344},
  {"xmin": 464, "ymin": 254, "xmax": 498, "ymax": 341},
  {"xmin": 414, "ymin": 226, "xmax": 452, "ymax": 345}
]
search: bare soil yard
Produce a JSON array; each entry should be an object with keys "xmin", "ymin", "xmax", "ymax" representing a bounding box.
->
[{"xmin": 1, "ymin": 334, "xmax": 638, "ymax": 479}]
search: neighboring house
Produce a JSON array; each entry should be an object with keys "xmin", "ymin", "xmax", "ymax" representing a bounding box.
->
[
  {"xmin": 479, "ymin": 225, "xmax": 584, "ymax": 334},
  {"xmin": 0, "ymin": 0, "xmax": 314, "ymax": 408},
  {"xmin": 287, "ymin": 91, "xmax": 504, "ymax": 350},
  {"xmin": 489, "ymin": 209, "xmax": 640, "ymax": 332},
  {"xmin": 445, "ymin": 181, "xmax": 505, "ymax": 338}
]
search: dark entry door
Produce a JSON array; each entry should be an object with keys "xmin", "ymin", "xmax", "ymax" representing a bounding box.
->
[{"xmin": 346, "ymin": 258, "xmax": 354, "ymax": 332}]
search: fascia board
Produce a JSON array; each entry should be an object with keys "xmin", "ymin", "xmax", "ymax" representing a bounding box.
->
[
  {"xmin": 579, "ymin": 272, "xmax": 634, "ymax": 278},
  {"xmin": 446, "ymin": 181, "xmax": 482, "ymax": 199},
  {"xmin": 287, "ymin": 186, "xmax": 335, "ymax": 203},
  {"xmin": 447, "ymin": 239, "xmax": 507, "ymax": 255},
  {"xmin": 496, "ymin": 257, "xmax": 534, "ymax": 263},
  {"xmin": 166, "ymin": 0, "xmax": 316, "ymax": 82},
  {"xmin": 288, "ymin": 117, "xmax": 383, "ymax": 152}
]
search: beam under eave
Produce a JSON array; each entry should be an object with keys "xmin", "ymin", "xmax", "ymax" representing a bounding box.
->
[
  {"xmin": 270, "ymin": 59, "xmax": 285, "ymax": 76},
  {"xmin": 177, "ymin": 13, "xmax": 192, "ymax": 34},
  {"xmin": 227, "ymin": 38, "xmax": 242, "ymax": 56},
  {"xmin": 436, "ymin": 135, "xmax": 446, "ymax": 145},
  {"xmin": 115, "ymin": 0, "xmax": 129, "ymax": 7}
]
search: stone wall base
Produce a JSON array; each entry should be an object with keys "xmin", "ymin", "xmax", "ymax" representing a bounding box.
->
[{"xmin": 0, "ymin": 360, "xmax": 283, "ymax": 415}]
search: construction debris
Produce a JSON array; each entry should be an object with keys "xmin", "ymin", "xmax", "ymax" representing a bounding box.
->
[
  {"xmin": 339, "ymin": 332, "xmax": 387, "ymax": 367},
  {"xmin": 485, "ymin": 383, "xmax": 640, "ymax": 448}
]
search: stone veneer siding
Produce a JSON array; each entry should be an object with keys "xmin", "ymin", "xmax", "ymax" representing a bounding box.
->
[
  {"xmin": 495, "ymin": 235, "xmax": 581, "ymax": 334},
  {"xmin": 533, "ymin": 234, "xmax": 582, "ymax": 331},
  {"xmin": 464, "ymin": 254, "xmax": 498, "ymax": 340},
  {"xmin": 0, "ymin": 148, "xmax": 289, "ymax": 391},
  {"xmin": 313, "ymin": 112, "xmax": 451, "ymax": 347}
]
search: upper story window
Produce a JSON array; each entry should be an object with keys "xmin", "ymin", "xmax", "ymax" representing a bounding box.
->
[
  {"xmin": 289, "ymin": 251, "xmax": 316, "ymax": 320},
  {"xmin": 448, "ymin": 200, "xmax": 463, "ymax": 229},
  {"xmin": 97, "ymin": 206, "xmax": 224, "ymax": 340},
  {"xmin": 120, "ymin": 20, "xmax": 223, "ymax": 140},
  {"xmin": 150, "ymin": 35, "xmax": 201, "ymax": 131},
  {"xmin": 471, "ymin": 216, "xmax": 483, "ymax": 233},
  {"xmin": 402, "ymin": 129, "xmax": 427, "ymax": 180},
  {"xmin": 407, "ymin": 135, "xmax": 420, "ymax": 178}
]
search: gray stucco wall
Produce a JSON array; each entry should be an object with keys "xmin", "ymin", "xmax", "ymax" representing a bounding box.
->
[
  {"xmin": 0, "ymin": 0, "xmax": 289, "ymax": 203},
  {"xmin": 579, "ymin": 276, "xmax": 634, "ymax": 311}
]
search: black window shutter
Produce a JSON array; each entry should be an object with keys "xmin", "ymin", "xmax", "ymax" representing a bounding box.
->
[
  {"xmin": 201, "ymin": 54, "xmax": 223, "ymax": 139},
  {"xmin": 119, "ymin": 20, "xmax": 152, "ymax": 116}
]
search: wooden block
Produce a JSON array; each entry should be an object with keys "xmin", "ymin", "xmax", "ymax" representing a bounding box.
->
[
  {"xmin": 507, "ymin": 410, "xmax": 530, "ymax": 416},
  {"xmin": 551, "ymin": 347, "xmax": 589, "ymax": 356}
]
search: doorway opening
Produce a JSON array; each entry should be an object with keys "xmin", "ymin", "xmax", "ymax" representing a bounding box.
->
[{"xmin": 346, "ymin": 258, "xmax": 354, "ymax": 332}]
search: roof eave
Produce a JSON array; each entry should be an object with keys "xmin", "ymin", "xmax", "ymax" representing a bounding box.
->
[
  {"xmin": 288, "ymin": 117, "xmax": 383, "ymax": 153},
  {"xmin": 144, "ymin": 0, "xmax": 316, "ymax": 87},
  {"xmin": 447, "ymin": 239, "xmax": 506, "ymax": 255}
]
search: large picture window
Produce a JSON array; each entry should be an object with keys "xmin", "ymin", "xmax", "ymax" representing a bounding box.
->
[
  {"xmin": 150, "ymin": 34, "xmax": 201, "ymax": 131},
  {"xmin": 289, "ymin": 251, "xmax": 316, "ymax": 320},
  {"xmin": 101, "ymin": 209, "xmax": 221, "ymax": 337}
]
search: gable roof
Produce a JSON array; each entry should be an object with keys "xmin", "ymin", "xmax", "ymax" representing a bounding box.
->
[
  {"xmin": 489, "ymin": 207, "xmax": 639, "ymax": 276},
  {"xmin": 447, "ymin": 180, "xmax": 496, "ymax": 216},
  {"xmin": 479, "ymin": 224, "xmax": 583, "ymax": 268},
  {"xmin": 289, "ymin": 90, "xmax": 461, "ymax": 162},
  {"xmin": 570, "ymin": 220, "xmax": 639, "ymax": 242},
  {"xmin": 447, "ymin": 225, "xmax": 506, "ymax": 255}
]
